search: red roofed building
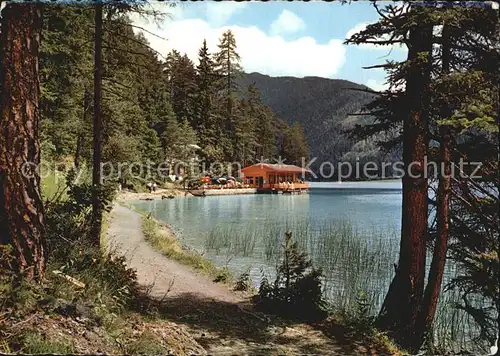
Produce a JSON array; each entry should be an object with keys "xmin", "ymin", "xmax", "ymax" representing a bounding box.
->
[{"xmin": 240, "ymin": 164, "xmax": 310, "ymax": 192}]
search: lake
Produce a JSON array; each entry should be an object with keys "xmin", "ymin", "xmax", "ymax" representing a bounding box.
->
[
  {"xmin": 131, "ymin": 181, "xmax": 403, "ymax": 310},
  {"xmin": 130, "ymin": 179, "xmax": 486, "ymax": 352}
]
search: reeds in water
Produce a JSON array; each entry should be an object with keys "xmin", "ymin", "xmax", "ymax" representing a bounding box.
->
[{"xmin": 204, "ymin": 216, "xmax": 491, "ymax": 353}]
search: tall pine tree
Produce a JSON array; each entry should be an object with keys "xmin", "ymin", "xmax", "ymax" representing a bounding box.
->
[
  {"xmin": 347, "ymin": 2, "xmax": 499, "ymax": 351},
  {"xmin": 214, "ymin": 30, "xmax": 243, "ymax": 162},
  {"xmin": 0, "ymin": 3, "xmax": 47, "ymax": 281},
  {"xmin": 195, "ymin": 39, "xmax": 224, "ymax": 163}
]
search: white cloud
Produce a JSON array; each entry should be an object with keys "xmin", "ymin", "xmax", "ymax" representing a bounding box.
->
[
  {"xmin": 204, "ymin": 1, "xmax": 247, "ymax": 27},
  {"xmin": 345, "ymin": 22, "xmax": 405, "ymax": 51},
  {"xmin": 366, "ymin": 78, "xmax": 388, "ymax": 92},
  {"xmin": 133, "ymin": 17, "xmax": 346, "ymax": 79},
  {"xmin": 366, "ymin": 77, "xmax": 406, "ymax": 93},
  {"xmin": 345, "ymin": 23, "xmax": 368, "ymax": 43},
  {"xmin": 270, "ymin": 10, "xmax": 306, "ymax": 36}
]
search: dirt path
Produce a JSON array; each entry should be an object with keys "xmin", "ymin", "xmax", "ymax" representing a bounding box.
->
[
  {"xmin": 106, "ymin": 204, "xmax": 241, "ymax": 303},
  {"xmin": 106, "ymin": 204, "xmax": 377, "ymax": 355}
]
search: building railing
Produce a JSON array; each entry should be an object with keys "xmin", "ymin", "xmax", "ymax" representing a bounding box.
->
[
  {"xmin": 198, "ymin": 182, "xmax": 309, "ymax": 190},
  {"xmin": 256, "ymin": 182, "xmax": 309, "ymax": 190}
]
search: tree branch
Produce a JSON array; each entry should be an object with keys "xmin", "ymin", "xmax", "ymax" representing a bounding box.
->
[
  {"xmin": 109, "ymin": 20, "xmax": 168, "ymax": 41},
  {"xmin": 104, "ymin": 29, "xmax": 167, "ymax": 60}
]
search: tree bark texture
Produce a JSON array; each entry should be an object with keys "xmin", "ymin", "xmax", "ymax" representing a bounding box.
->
[{"xmin": 0, "ymin": 3, "xmax": 46, "ymax": 281}]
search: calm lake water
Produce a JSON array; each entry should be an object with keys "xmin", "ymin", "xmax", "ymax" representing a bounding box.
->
[
  {"xmin": 132, "ymin": 180, "xmax": 402, "ymax": 243},
  {"xmin": 131, "ymin": 181, "xmax": 403, "ymax": 300}
]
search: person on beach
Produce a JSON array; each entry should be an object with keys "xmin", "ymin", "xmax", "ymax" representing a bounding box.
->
[
  {"xmin": 147, "ymin": 182, "xmax": 153, "ymax": 193},
  {"xmin": 153, "ymin": 182, "xmax": 157, "ymax": 192}
]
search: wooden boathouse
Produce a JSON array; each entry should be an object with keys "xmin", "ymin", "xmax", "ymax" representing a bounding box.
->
[{"xmin": 240, "ymin": 163, "xmax": 310, "ymax": 194}]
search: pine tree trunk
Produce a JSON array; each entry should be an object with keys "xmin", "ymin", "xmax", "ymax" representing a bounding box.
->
[
  {"xmin": 418, "ymin": 126, "xmax": 451, "ymax": 336},
  {"xmin": 74, "ymin": 134, "xmax": 84, "ymax": 169},
  {"xmin": 416, "ymin": 23, "xmax": 452, "ymax": 349},
  {"xmin": 376, "ymin": 14, "xmax": 433, "ymax": 351},
  {"xmin": 91, "ymin": 4, "xmax": 103, "ymax": 246},
  {"xmin": 75, "ymin": 88, "xmax": 91, "ymax": 169},
  {"xmin": 0, "ymin": 3, "xmax": 46, "ymax": 281}
]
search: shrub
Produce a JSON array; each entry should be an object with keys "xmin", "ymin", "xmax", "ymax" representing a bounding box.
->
[
  {"xmin": 1, "ymin": 170, "xmax": 139, "ymax": 353},
  {"xmin": 234, "ymin": 269, "xmax": 252, "ymax": 291},
  {"xmin": 41, "ymin": 169, "xmax": 135, "ymax": 310},
  {"xmin": 44, "ymin": 168, "xmax": 116, "ymax": 254},
  {"xmin": 343, "ymin": 291, "xmax": 375, "ymax": 334},
  {"xmin": 213, "ymin": 267, "xmax": 232, "ymax": 283},
  {"xmin": 256, "ymin": 231, "xmax": 328, "ymax": 322}
]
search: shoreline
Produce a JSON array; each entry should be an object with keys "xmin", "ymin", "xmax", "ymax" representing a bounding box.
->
[
  {"xmin": 116, "ymin": 200, "xmax": 253, "ymax": 297},
  {"xmin": 117, "ymin": 188, "xmax": 191, "ymax": 202},
  {"xmin": 117, "ymin": 179, "xmax": 401, "ymax": 202},
  {"xmin": 110, "ymin": 203, "xmax": 401, "ymax": 355}
]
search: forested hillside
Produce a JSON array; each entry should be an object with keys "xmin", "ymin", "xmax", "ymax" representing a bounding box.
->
[
  {"xmin": 39, "ymin": 6, "xmax": 310, "ymax": 185},
  {"xmin": 39, "ymin": 5, "xmax": 398, "ymax": 182},
  {"xmin": 239, "ymin": 72, "xmax": 397, "ymax": 177}
]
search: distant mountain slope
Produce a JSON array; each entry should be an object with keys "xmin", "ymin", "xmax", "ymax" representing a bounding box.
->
[{"xmin": 239, "ymin": 72, "xmax": 377, "ymax": 172}]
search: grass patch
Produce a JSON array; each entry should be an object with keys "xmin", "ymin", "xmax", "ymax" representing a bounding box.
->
[
  {"xmin": 100, "ymin": 211, "xmax": 112, "ymax": 249},
  {"xmin": 317, "ymin": 315, "xmax": 405, "ymax": 356},
  {"xmin": 21, "ymin": 330, "xmax": 75, "ymax": 354},
  {"xmin": 0, "ymin": 240, "xmax": 204, "ymax": 354},
  {"xmin": 141, "ymin": 216, "xmax": 232, "ymax": 284},
  {"xmin": 123, "ymin": 330, "xmax": 169, "ymax": 355},
  {"xmin": 41, "ymin": 168, "xmax": 67, "ymax": 202}
]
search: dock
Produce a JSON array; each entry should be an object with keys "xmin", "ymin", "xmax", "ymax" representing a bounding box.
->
[
  {"xmin": 257, "ymin": 187, "xmax": 308, "ymax": 195},
  {"xmin": 191, "ymin": 163, "xmax": 311, "ymax": 197},
  {"xmin": 189, "ymin": 188, "xmax": 258, "ymax": 197},
  {"xmin": 189, "ymin": 187, "xmax": 308, "ymax": 197}
]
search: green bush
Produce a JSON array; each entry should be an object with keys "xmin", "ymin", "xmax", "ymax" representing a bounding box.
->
[
  {"xmin": 342, "ymin": 291, "xmax": 376, "ymax": 334},
  {"xmin": 213, "ymin": 267, "xmax": 232, "ymax": 283},
  {"xmin": 49, "ymin": 241, "xmax": 139, "ymax": 312},
  {"xmin": 41, "ymin": 169, "xmax": 133, "ymax": 310},
  {"xmin": 0, "ymin": 245, "xmax": 47, "ymax": 317},
  {"xmin": 234, "ymin": 269, "xmax": 252, "ymax": 291},
  {"xmin": 44, "ymin": 168, "xmax": 117, "ymax": 254},
  {"xmin": 256, "ymin": 231, "xmax": 328, "ymax": 322}
]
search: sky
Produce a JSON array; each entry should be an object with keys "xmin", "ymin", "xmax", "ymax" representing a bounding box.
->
[{"xmin": 131, "ymin": 1, "xmax": 409, "ymax": 91}]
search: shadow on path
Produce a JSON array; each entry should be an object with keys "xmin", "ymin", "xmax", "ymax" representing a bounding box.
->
[{"xmin": 131, "ymin": 292, "xmax": 375, "ymax": 355}]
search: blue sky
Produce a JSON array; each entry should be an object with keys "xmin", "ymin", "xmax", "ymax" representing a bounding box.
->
[{"xmin": 133, "ymin": 1, "xmax": 408, "ymax": 90}]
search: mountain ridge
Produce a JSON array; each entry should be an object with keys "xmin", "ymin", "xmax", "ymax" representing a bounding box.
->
[{"xmin": 239, "ymin": 72, "xmax": 377, "ymax": 171}]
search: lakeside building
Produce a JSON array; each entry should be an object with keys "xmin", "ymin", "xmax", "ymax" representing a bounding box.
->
[{"xmin": 240, "ymin": 163, "xmax": 310, "ymax": 193}]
